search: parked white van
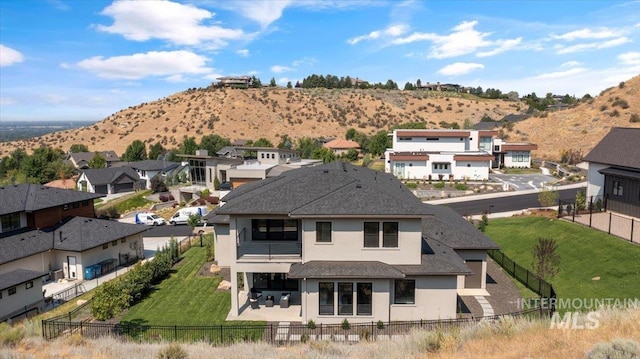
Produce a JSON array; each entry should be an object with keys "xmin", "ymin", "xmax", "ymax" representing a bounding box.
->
[
  {"xmin": 135, "ymin": 212, "xmax": 166, "ymax": 226},
  {"xmin": 169, "ymin": 206, "xmax": 209, "ymax": 225}
]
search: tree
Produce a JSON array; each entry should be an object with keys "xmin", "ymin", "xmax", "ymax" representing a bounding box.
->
[
  {"xmin": 532, "ymin": 238, "xmax": 560, "ymax": 281},
  {"xmin": 394, "ymin": 122, "xmax": 426, "ymax": 130},
  {"xmin": 180, "ymin": 136, "xmax": 198, "ymax": 155},
  {"xmin": 366, "ymin": 131, "xmax": 390, "ymax": 156},
  {"xmin": 416, "ymin": 79, "xmax": 422, "ymax": 88},
  {"xmin": 253, "ymin": 138, "xmax": 274, "ymax": 148},
  {"xmin": 462, "ymin": 118, "xmax": 474, "ymax": 129},
  {"xmin": 345, "ymin": 128, "xmax": 357, "ymax": 140},
  {"xmin": 269, "ymin": 77, "xmax": 277, "ymax": 87},
  {"xmin": 122, "ymin": 140, "xmax": 147, "ymax": 162},
  {"xmin": 312, "ymin": 147, "xmax": 336, "ymax": 163},
  {"xmin": 148, "ymin": 143, "xmax": 165, "ymax": 160},
  {"xmin": 403, "ymin": 82, "xmax": 415, "ymax": 91},
  {"xmin": 286, "ymin": 81, "xmax": 292, "ymax": 89},
  {"xmin": 250, "ymin": 75, "xmax": 262, "ymax": 88},
  {"xmin": 187, "ymin": 213, "xmax": 201, "ymax": 234},
  {"xmin": 199, "ymin": 134, "xmax": 230, "ymax": 155},
  {"xmin": 88, "ymin": 152, "xmax": 106, "ymax": 168},
  {"xmin": 342, "ymin": 148, "xmax": 359, "ymax": 162},
  {"xmin": 277, "ymin": 134, "xmax": 292, "ymax": 149},
  {"xmin": 150, "ymin": 176, "xmax": 167, "ymax": 193},
  {"xmin": 69, "ymin": 144, "xmax": 89, "ymax": 153},
  {"xmin": 538, "ymin": 187, "xmax": 559, "ymax": 207},
  {"xmin": 295, "ymin": 137, "xmax": 321, "ymax": 158},
  {"xmin": 21, "ymin": 146, "xmax": 71, "ymax": 184}
]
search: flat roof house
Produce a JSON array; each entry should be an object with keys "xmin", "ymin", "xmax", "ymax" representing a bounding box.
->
[
  {"xmin": 208, "ymin": 162, "xmax": 498, "ymax": 324},
  {"xmin": 584, "ymin": 127, "xmax": 640, "ymax": 218}
]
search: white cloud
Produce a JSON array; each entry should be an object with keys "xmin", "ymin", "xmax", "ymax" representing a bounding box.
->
[
  {"xmin": 561, "ymin": 61, "xmax": 581, "ymax": 68},
  {"xmin": 618, "ymin": 51, "xmax": 640, "ymax": 66},
  {"xmin": 76, "ymin": 51, "xmax": 211, "ymax": 80},
  {"xmin": 0, "ymin": 97, "xmax": 16, "ymax": 106},
  {"xmin": 392, "ymin": 21, "xmax": 520, "ymax": 59},
  {"xmin": 292, "ymin": 57, "xmax": 316, "ymax": 67},
  {"xmin": 165, "ymin": 74, "xmax": 185, "ymax": 83},
  {"xmin": 555, "ymin": 37, "xmax": 630, "ymax": 54},
  {"xmin": 236, "ymin": 49, "xmax": 250, "ymax": 57},
  {"xmin": 532, "ymin": 67, "xmax": 587, "ymax": 80},
  {"xmin": 271, "ymin": 65, "xmax": 294, "ymax": 73},
  {"xmin": 552, "ymin": 27, "xmax": 622, "ymax": 41},
  {"xmin": 437, "ymin": 62, "xmax": 484, "ymax": 76},
  {"xmin": 96, "ymin": 1, "xmax": 248, "ymax": 48},
  {"xmin": 347, "ymin": 24, "xmax": 408, "ymax": 45},
  {"xmin": 233, "ymin": 0, "xmax": 292, "ymax": 28},
  {"xmin": 0, "ymin": 44, "xmax": 24, "ymax": 67}
]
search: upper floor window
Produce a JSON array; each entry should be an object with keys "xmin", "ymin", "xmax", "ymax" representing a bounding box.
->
[
  {"xmin": 398, "ymin": 137, "xmax": 412, "ymax": 141},
  {"xmin": 252, "ymin": 219, "xmax": 299, "ymax": 241},
  {"xmin": 613, "ymin": 181, "xmax": 623, "ymax": 196},
  {"xmin": 426, "ymin": 137, "xmax": 439, "ymax": 141},
  {"xmin": 433, "ymin": 163, "xmax": 449, "ymax": 170},
  {"xmin": 394, "ymin": 279, "xmax": 415, "ymax": 304},
  {"xmin": 364, "ymin": 222, "xmax": 379, "ymax": 247},
  {"xmin": 25, "ymin": 281, "xmax": 33, "ymax": 289},
  {"xmin": 383, "ymin": 222, "xmax": 398, "ymax": 247},
  {"xmin": 1, "ymin": 213, "xmax": 21, "ymax": 232},
  {"xmin": 364, "ymin": 222, "xmax": 399, "ymax": 248},
  {"xmin": 8, "ymin": 287, "xmax": 17, "ymax": 296},
  {"xmin": 316, "ymin": 222, "xmax": 332, "ymax": 243}
]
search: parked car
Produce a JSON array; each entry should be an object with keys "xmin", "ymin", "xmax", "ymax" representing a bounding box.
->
[
  {"xmin": 169, "ymin": 206, "xmax": 209, "ymax": 225},
  {"xmin": 135, "ymin": 212, "xmax": 166, "ymax": 226}
]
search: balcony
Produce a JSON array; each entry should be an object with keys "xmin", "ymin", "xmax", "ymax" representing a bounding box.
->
[{"xmin": 237, "ymin": 241, "xmax": 302, "ymax": 262}]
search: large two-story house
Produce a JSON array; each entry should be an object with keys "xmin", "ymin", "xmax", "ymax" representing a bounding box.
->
[
  {"xmin": 209, "ymin": 162, "xmax": 498, "ymax": 324},
  {"xmin": 583, "ymin": 127, "xmax": 640, "ymax": 218},
  {"xmin": 384, "ymin": 129, "xmax": 537, "ymax": 180},
  {"xmin": 0, "ymin": 184, "xmax": 146, "ymax": 320}
]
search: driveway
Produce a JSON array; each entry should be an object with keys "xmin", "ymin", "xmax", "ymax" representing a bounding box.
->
[{"xmin": 490, "ymin": 173, "xmax": 557, "ymax": 191}]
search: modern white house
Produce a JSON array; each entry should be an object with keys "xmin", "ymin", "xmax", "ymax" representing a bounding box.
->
[
  {"xmin": 208, "ymin": 162, "xmax": 498, "ymax": 324},
  {"xmin": 384, "ymin": 129, "xmax": 537, "ymax": 180},
  {"xmin": 583, "ymin": 127, "xmax": 640, "ymax": 218}
]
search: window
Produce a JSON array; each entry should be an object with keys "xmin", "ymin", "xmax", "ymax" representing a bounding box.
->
[
  {"xmin": 72, "ymin": 202, "xmax": 80, "ymax": 208},
  {"xmin": 479, "ymin": 137, "xmax": 492, "ymax": 152},
  {"xmin": 394, "ymin": 279, "xmax": 415, "ymax": 304},
  {"xmin": 613, "ymin": 181, "xmax": 623, "ymax": 196},
  {"xmin": 433, "ymin": 163, "xmax": 449, "ymax": 171},
  {"xmin": 1, "ymin": 213, "xmax": 21, "ymax": 232},
  {"xmin": 494, "ymin": 145, "xmax": 500, "ymax": 152},
  {"xmin": 252, "ymin": 273, "xmax": 298, "ymax": 291},
  {"xmin": 338, "ymin": 282, "xmax": 353, "ymax": 315},
  {"xmin": 426, "ymin": 137, "xmax": 439, "ymax": 141},
  {"xmin": 252, "ymin": 219, "xmax": 299, "ymax": 241},
  {"xmin": 398, "ymin": 137, "xmax": 412, "ymax": 141},
  {"xmin": 357, "ymin": 283, "xmax": 372, "ymax": 315},
  {"xmin": 383, "ymin": 222, "xmax": 398, "ymax": 247},
  {"xmin": 261, "ymin": 153, "xmax": 264, "ymax": 159},
  {"xmin": 63, "ymin": 204, "xmax": 69, "ymax": 211},
  {"xmin": 102, "ymin": 243, "xmax": 109, "ymax": 250},
  {"xmin": 111, "ymin": 240, "xmax": 118, "ymax": 247},
  {"xmin": 316, "ymin": 222, "xmax": 332, "ymax": 243},
  {"xmin": 8, "ymin": 287, "xmax": 17, "ymax": 296},
  {"xmin": 82, "ymin": 200, "xmax": 89, "ymax": 206},
  {"xmin": 364, "ymin": 222, "xmax": 379, "ymax": 247},
  {"xmin": 121, "ymin": 238, "xmax": 127, "ymax": 243},
  {"xmin": 319, "ymin": 282, "xmax": 334, "ymax": 315},
  {"xmin": 25, "ymin": 281, "xmax": 33, "ymax": 289}
]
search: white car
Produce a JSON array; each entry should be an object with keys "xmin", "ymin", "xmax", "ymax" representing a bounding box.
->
[{"xmin": 135, "ymin": 212, "xmax": 166, "ymax": 226}]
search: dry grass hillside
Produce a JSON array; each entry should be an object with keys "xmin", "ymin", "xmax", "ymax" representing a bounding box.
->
[
  {"xmin": 1, "ymin": 73, "xmax": 639, "ymax": 160},
  {"xmin": 0, "ymin": 88, "xmax": 519, "ymax": 157},
  {"xmin": 512, "ymin": 74, "xmax": 640, "ymax": 159}
]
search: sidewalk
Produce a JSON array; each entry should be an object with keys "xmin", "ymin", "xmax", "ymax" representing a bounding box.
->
[{"xmin": 426, "ymin": 182, "xmax": 586, "ymax": 205}]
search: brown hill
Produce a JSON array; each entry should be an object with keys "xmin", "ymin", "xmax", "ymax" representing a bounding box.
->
[{"xmin": 1, "ymin": 74, "xmax": 639, "ymax": 160}]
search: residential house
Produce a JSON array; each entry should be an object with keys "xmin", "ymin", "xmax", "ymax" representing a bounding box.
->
[
  {"xmin": 77, "ymin": 167, "xmax": 141, "ymax": 194},
  {"xmin": 0, "ymin": 184, "xmax": 146, "ymax": 320},
  {"xmin": 384, "ymin": 129, "xmax": 537, "ymax": 180},
  {"xmin": 178, "ymin": 150, "xmax": 243, "ymax": 200},
  {"xmin": 208, "ymin": 162, "xmax": 498, "ymax": 324},
  {"xmin": 583, "ymin": 127, "xmax": 640, "ymax": 218},
  {"xmin": 66, "ymin": 151, "xmax": 120, "ymax": 169},
  {"xmin": 216, "ymin": 76, "xmax": 253, "ymax": 88},
  {"xmin": 322, "ymin": 139, "xmax": 360, "ymax": 156},
  {"xmin": 116, "ymin": 160, "xmax": 182, "ymax": 190},
  {"xmin": 44, "ymin": 177, "xmax": 77, "ymax": 190}
]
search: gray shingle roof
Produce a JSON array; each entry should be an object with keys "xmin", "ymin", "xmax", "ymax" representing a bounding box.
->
[
  {"xmin": 216, "ymin": 162, "xmax": 432, "ymax": 217},
  {"xmin": 584, "ymin": 127, "xmax": 640, "ymax": 170},
  {"xmin": 395, "ymin": 237, "xmax": 473, "ymax": 276},
  {"xmin": 80, "ymin": 167, "xmax": 140, "ymax": 186},
  {"xmin": 422, "ymin": 205, "xmax": 499, "ymax": 250},
  {"xmin": 0, "ymin": 217, "xmax": 147, "ymax": 265},
  {"xmin": 203, "ymin": 214, "xmax": 229, "ymax": 224},
  {"xmin": 0, "ymin": 269, "xmax": 47, "ymax": 291},
  {"xmin": 126, "ymin": 160, "xmax": 180, "ymax": 171},
  {"xmin": 0, "ymin": 184, "xmax": 104, "ymax": 216},
  {"xmin": 68, "ymin": 151, "xmax": 120, "ymax": 165},
  {"xmin": 288, "ymin": 261, "xmax": 406, "ymax": 279}
]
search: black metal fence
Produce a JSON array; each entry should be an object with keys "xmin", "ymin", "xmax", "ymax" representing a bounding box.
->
[
  {"xmin": 42, "ymin": 306, "xmax": 547, "ymax": 344},
  {"xmin": 488, "ymin": 249, "xmax": 556, "ymax": 307}
]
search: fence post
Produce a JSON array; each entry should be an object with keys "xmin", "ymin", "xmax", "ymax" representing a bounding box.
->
[
  {"xmin": 80, "ymin": 321, "xmax": 83, "ymax": 336},
  {"xmin": 631, "ymin": 219, "xmax": 634, "ymax": 243},
  {"xmin": 41, "ymin": 320, "xmax": 45, "ymax": 339},
  {"xmin": 608, "ymin": 212, "xmax": 612, "ymax": 234},
  {"xmin": 174, "ymin": 325, "xmax": 178, "ymax": 341}
]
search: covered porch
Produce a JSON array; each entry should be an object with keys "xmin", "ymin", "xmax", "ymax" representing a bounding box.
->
[{"xmin": 227, "ymin": 290, "xmax": 302, "ymax": 322}]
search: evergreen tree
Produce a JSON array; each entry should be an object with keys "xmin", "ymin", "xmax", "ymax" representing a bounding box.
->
[{"xmin": 122, "ymin": 140, "xmax": 147, "ymax": 162}]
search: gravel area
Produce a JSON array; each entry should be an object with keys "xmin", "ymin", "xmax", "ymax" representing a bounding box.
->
[{"xmin": 485, "ymin": 257, "xmax": 523, "ymax": 314}]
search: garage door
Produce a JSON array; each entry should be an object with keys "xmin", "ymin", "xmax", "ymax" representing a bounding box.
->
[
  {"xmin": 95, "ymin": 185, "xmax": 108, "ymax": 194},
  {"xmin": 113, "ymin": 183, "xmax": 133, "ymax": 193},
  {"xmin": 464, "ymin": 260, "xmax": 483, "ymax": 289}
]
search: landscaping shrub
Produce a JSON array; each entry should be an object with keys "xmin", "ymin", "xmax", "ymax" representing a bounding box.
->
[
  {"xmin": 587, "ymin": 338, "xmax": 639, "ymax": 359},
  {"xmin": 341, "ymin": 318, "xmax": 351, "ymax": 330},
  {"xmin": 157, "ymin": 343, "xmax": 188, "ymax": 359},
  {"xmin": 434, "ymin": 182, "xmax": 445, "ymax": 189},
  {"xmin": 307, "ymin": 320, "xmax": 316, "ymax": 329},
  {"xmin": 405, "ymin": 182, "xmax": 418, "ymax": 189},
  {"xmin": 454, "ymin": 183, "xmax": 467, "ymax": 191}
]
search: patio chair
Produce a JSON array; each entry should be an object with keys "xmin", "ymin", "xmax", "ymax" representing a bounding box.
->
[
  {"xmin": 280, "ymin": 293, "xmax": 290, "ymax": 308},
  {"xmin": 265, "ymin": 295, "xmax": 274, "ymax": 307}
]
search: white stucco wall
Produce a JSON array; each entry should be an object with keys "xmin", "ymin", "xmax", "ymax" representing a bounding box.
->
[
  {"xmin": 0, "ymin": 251, "xmax": 55, "ymax": 277},
  {"xmin": 587, "ymin": 162, "xmax": 607, "ymax": 198},
  {"xmin": 503, "ymin": 151, "xmax": 532, "ymax": 168},
  {"xmin": 452, "ymin": 161, "xmax": 490, "ymax": 181},
  {"xmin": 213, "ymin": 224, "xmax": 232, "ymax": 267},
  {"xmin": 390, "ymin": 276, "xmax": 458, "ymax": 321},
  {"xmin": 392, "ymin": 135, "xmax": 469, "ymax": 152},
  {"xmin": 454, "ymin": 250, "xmax": 488, "ymax": 290},
  {"xmin": 0, "ymin": 278, "xmax": 44, "ymax": 319}
]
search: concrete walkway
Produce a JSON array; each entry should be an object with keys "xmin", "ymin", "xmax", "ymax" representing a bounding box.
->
[{"xmin": 474, "ymin": 296, "xmax": 494, "ymax": 316}]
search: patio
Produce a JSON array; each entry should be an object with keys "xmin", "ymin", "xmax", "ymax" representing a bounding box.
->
[{"xmin": 226, "ymin": 290, "xmax": 302, "ymax": 322}]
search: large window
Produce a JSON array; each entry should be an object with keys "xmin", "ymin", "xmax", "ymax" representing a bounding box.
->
[
  {"xmin": 433, "ymin": 163, "xmax": 450, "ymax": 171},
  {"xmin": 364, "ymin": 222, "xmax": 379, "ymax": 247},
  {"xmin": 188, "ymin": 159, "xmax": 206, "ymax": 186},
  {"xmin": 338, "ymin": 283, "xmax": 353, "ymax": 315},
  {"xmin": 613, "ymin": 181, "xmax": 624, "ymax": 196},
  {"xmin": 479, "ymin": 137, "xmax": 492, "ymax": 152},
  {"xmin": 319, "ymin": 282, "xmax": 334, "ymax": 315},
  {"xmin": 357, "ymin": 283, "xmax": 372, "ymax": 315},
  {"xmin": 252, "ymin": 219, "xmax": 299, "ymax": 241},
  {"xmin": 394, "ymin": 279, "xmax": 415, "ymax": 304},
  {"xmin": 252, "ymin": 273, "xmax": 298, "ymax": 291},
  {"xmin": 316, "ymin": 222, "xmax": 332, "ymax": 243},
  {"xmin": 383, "ymin": 222, "xmax": 398, "ymax": 247},
  {"xmin": 1, "ymin": 213, "xmax": 21, "ymax": 232}
]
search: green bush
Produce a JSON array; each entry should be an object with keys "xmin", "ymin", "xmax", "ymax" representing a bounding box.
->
[
  {"xmin": 307, "ymin": 319, "xmax": 316, "ymax": 329},
  {"xmin": 405, "ymin": 182, "xmax": 418, "ymax": 189},
  {"xmin": 454, "ymin": 183, "xmax": 467, "ymax": 191},
  {"xmin": 341, "ymin": 318, "xmax": 351, "ymax": 330},
  {"xmin": 587, "ymin": 338, "xmax": 639, "ymax": 359},
  {"xmin": 434, "ymin": 182, "xmax": 445, "ymax": 189},
  {"xmin": 377, "ymin": 320, "xmax": 385, "ymax": 330},
  {"xmin": 0, "ymin": 323, "xmax": 24, "ymax": 347}
]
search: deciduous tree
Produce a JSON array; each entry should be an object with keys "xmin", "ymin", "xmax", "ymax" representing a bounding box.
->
[{"xmin": 122, "ymin": 140, "xmax": 147, "ymax": 162}]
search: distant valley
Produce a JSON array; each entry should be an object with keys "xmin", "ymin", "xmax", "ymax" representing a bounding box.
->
[{"xmin": 0, "ymin": 120, "xmax": 95, "ymax": 142}]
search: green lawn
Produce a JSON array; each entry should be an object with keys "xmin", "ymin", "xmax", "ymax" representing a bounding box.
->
[
  {"xmin": 499, "ymin": 167, "xmax": 542, "ymax": 175},
  {"xmin": 121, "ymin": 246, "xmax": 260, "ymax": 326},
  {"xmin": 485, "ymin": 217, "xmax": 640, "ymax": 311}
]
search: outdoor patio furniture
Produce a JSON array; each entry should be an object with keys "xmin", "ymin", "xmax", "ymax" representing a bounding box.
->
[
  {"xmin": 250, "ymin": 298, "xmax": 259, "ymax": 309},
  {"xmin": 265, "ymin": 295, "xmax": 274, "ymax": 307},
  {"xmin": 280, "ymin": 293, "xmax": 290, "ymax": 308}
]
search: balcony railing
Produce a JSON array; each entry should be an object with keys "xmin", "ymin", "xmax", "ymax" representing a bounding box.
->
[{"xmin": 237, "ymin": 241, "xmax": 302, "ymax": 261}]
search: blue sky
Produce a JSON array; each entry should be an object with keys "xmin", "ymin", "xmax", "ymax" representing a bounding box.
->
[{"xmin": 1, "ymin": 0, "xmax": 639, "ymax": 122}]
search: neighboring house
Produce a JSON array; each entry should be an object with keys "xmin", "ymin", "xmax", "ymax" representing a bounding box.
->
[
  {"xmin": 66, "ymin": 151, "xmax": 120, "ymax": 169},
  {"xmin": 384, "ymin": 129, "xmax": 538, "ymax": 180},
  {"xmin": 583, "ymin": 127, "xmax": 640, "ymax": 218},
  {"xmin": 208, "ymin": 162, "xmax": 498, "ymax": 324},
  {"xmin": 322, "ymin": 139, "xmax": 360, "ymax": 156},
  {"xmin": 0, "ymin": 184, "xmax": 146, "ymax": 320},
  {"xmin": 44, "ymin": 177, "xmax": 77, "ymax": 190},
  {"xmin": 178, "ymin": 150, "xmax": 243, "ymax": 197},
  {"xmin": 117, "ymin": 160, "xmax": 181, "ymax": 190},
  {"xmin": 216, "ymin": 76, "xmax": 253, "ymax": 88},
  {"xmin": 216, "ymin": 146, "xmax": 243, "ymax": 159},
  {"xmin": 0, "ymin": 269, "xmax": 47, "ymax": 320},
  {"xmin": 77, "ymin": 167, "xmax": 141, "ymax": 194}
]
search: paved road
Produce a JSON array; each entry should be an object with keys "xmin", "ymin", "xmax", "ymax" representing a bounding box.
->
[
  {"xmin": 438, "ymin": 187, "xmax": 581, "ymax": 216},
  {"xmin": 490, "ymin": 173, "xmax": 557, "ymax": 191}
]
